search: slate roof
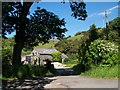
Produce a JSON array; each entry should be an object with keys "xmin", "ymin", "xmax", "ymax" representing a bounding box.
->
[
  {"xmin": 34, "ymin": 48, "xmax": 59, "ymax": 54},
  {"xmin": 34, "ymin": 48, "xmax": 68, "ymax": 58}
]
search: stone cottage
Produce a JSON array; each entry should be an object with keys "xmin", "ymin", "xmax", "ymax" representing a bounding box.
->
[{"xmin": 22, "ymin": 48, "xmax": 68, "ymax": 65}]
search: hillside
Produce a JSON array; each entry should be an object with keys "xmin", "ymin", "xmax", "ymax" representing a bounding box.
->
[
  {"xmin": 35, "ymin": 34, "xmax": 84, "ymax": 49},
  {"xmin": 35, "ymin": 39, "xmax": 59, "ymax": 48},
  {"xmin": 22, "ymin": 35, "xmax": 84, "ymax": 55},
  {"xmin": 67, "ymin": 34, "xmax": 84, "ymax": 41}
]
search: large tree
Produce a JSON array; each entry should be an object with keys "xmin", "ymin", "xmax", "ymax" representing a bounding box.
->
[{"xmin": 2, "ymin": 1, "xmax": 87, "ymax": 66}]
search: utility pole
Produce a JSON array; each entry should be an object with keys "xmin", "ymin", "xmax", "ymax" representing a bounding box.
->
[{"xmin": 105, "ymin": 10, "xmax": 109, "ymax": 40}]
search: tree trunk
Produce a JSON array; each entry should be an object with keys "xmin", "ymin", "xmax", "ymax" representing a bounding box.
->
[
  {"xmin": 12, "ymin": 2, "xmax": 33, "ymax": 66},
  {"xmin": 12, "ymin": 30, "xmax": 25, "ymax": 66},
  {"xmin": 12, "ymin": 42, "xmax": 23, "ymax": 66}
]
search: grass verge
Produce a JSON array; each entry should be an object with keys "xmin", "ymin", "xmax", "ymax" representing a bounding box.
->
[{"xmin": 81, "ymin": 65, "xmax": 119, "ymax": 79}]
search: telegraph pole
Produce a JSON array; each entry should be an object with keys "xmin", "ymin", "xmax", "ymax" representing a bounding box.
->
[{"xmin": 105, "ymin": 10, "xmax": 109, "ymax": 40}]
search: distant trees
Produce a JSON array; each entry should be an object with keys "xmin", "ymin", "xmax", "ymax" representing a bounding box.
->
[
  {"xmin": 108, "ymin": 17, "xmax": 120, "ymax": 42},
  {"xmin": 55, "ymin": 39, "xmax": 80, "ymax": 54},
  {"xmin": 88, "ymin": 24, "xmax": 99, "ymax": 42},
  {"xmin": 109, "ymin": 17, "xmax": 120, "ymax": 33},
  {"xmin": 98, "ymin": 17, "xmax": 120, "ymax": 42},
  {"xmin": 55, "ymin": 24, "xmax": 99, "ymax": 55}
]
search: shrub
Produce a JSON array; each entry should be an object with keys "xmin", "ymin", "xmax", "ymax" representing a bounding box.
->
[
  {"xmin": 87, "ymin": 39, "xmax": 119, "ymax": 67},
  {"xmin": 63, "ymin": 54, "xmax": 78, "ymax": 64},
  {"xmin": 2, "ymin": 64, "xmax": 48, "ymax": 79},
  {"xmin": 51, "ymin": 52, "xmax": 62, "ymax": 62},
  {"xmin": 2, "ymin": 65, "xmax": 14, "ymax": 78},
  {"xmin": 17, "ymin": 65, "xmax": 48, "ymax": 78},
  {"xmin": 32, "ymin": 65, "xmax": 47, "ymax": 77},
  {"xmin": 17, "ymin": 65, "xmax": 32, "ymax": 78}
]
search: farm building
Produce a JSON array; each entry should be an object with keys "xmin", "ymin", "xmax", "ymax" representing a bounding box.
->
[{"xmin": 22, "ymin": 48, "xmax": 68, "ymax": 65}]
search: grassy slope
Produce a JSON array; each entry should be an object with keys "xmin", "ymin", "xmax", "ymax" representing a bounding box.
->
[
  {"xmin": 35, "ymin": 35, "xmax": 83, "ymax": 49},
  {"xmin": 34, "ymin": 34, "xmax": 84, "ymax": 49},
  {"xmin": 22, "ymin": 39, "xmax": 59, "ymax": 55},
  {"xmin": 35, "ymin": 39, "xmax": 59, "ymax": 48},
  {"xmin": 67, "ymin": 34, "xmax": 84, "ymax": 41}
]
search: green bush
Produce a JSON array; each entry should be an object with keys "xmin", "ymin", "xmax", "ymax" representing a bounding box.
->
[
  {"xmin": 87, "ymin": 39, "xmax": 119, "ymax": 67},
  {"xmin": 46, "ymin": 70, "xmax": 55, "ymax": 76},
  {"xmin": 72, "ymin": 63, "xmax": 85, "ymax": 74},
  {"xmin": 17, "ymin": 65, "xmax": 48, "ymax": 78},
  {"xmin": 2, "ymin": 38, "xmax": 14, "ymax": 65},
  {"xmin": 32, "ymin": 65, "xmax": 47, "ymax": 77},
  {"xmin": 63, "ymin": 54, "xmax": 78, "ymax": 68},
  {"xmin": 17, "ymin": 65, "xmax": 32, "ymax": 78},
  {"xmin": 2, "ymin": 65, "xmax": 14, "ymax": 78},
  {"xmin": 51, "ymin": 52, "xmax": 62, "ymax": 62},
  {"xmin": 3, "ymin": 65, "xmax": 48, "ymax": 79}
]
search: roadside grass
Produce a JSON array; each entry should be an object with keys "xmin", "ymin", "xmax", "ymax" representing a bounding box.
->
[
  {"xmin": 81, "ymin": 65, "xmax": 119, "ymax": 79},
  {"xmin": 64, "ymin": 59, "xmax": 78, "ymax": 68},
  {"xmin": 65, "ymin": 63, "xmax": 77, "ymax": 68}
]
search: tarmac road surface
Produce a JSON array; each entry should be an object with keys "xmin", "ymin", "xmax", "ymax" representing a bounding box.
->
[
  {"xmin": 44, "ymin": 76, "xmax": 118, "ymax": 89},
  {"xmin": 44, "ymin": 62, "xmax": 118, "ymax": 89}
]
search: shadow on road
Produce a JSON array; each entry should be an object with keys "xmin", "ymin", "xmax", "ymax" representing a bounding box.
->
[
  {"xmin": 55, "ymin": 68, "xmax": 76, "ymax": 76},
  {"xmin": 52, "ymin": 62, "xmax": 76, "ymax": 76},
  {"xmin": 2, "ymin": 77, "xmax": 56, "ymax": 90}
]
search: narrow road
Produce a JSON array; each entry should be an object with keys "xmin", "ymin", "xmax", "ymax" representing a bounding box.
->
[
  {"xmin": 44, "ymin": 76, "xmax": 118, "ymax": 89},
  {"xmin": 44, "ymin": 62, "xmax": 118, "ymax": 89}
]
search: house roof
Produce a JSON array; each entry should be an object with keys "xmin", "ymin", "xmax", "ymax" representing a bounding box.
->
[
  {"xmin": 34, "ymin": 48, "xmax": 68, "ymax": 58},
  {"xmin": 34, "ymin": 48, "xmax": 68, "ymax": 59},
  {"xmin": 34, "ymin": 48, "xmax": 59, "ymax": 54}
]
